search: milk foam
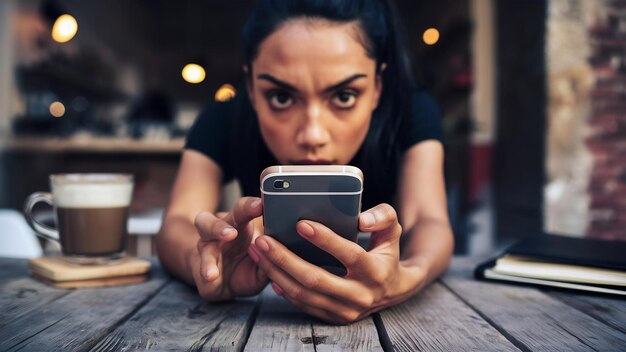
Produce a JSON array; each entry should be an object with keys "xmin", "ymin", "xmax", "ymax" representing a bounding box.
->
[{"xmin": 53, "ymin": 183, "xmax": 133, "ymax": 208}]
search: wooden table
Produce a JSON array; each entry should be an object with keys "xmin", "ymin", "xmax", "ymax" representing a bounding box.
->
[{"xmin": 0, "ymin": 256, "xmax": 624, "ymax": 351}]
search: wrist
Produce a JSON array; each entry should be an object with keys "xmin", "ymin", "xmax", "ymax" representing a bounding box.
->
[
  {"xmin": 379, "ymin": 260, "xmax": 427, "ymax": 309},
  {"xmin": 399, "ymin": 259, "xmax": 429, "ymax": 292},
  {"xmin": 400, "ymin": 254, "xmax": 430, "ymax": 273}
]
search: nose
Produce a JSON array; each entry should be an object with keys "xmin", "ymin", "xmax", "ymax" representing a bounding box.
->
[{"xmin": 295, "ymin": 103, "xmax": 330, "ymax": 150}]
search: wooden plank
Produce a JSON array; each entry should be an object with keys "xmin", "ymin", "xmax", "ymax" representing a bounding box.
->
[
  {"xmin": 443, "ymin": 257, "xmax": 626, "ymax": 351},
  {"xmin": 309, "ymin": 313, "xmax": 381, "ymax": 351},
  {"xmin": 548, "ymin": 291, "xmax": 626, "ymax": 334},
  {"xmin": 246, "ymin": 235, "xmax": 381, "ymax": 352},
  {"xmin": 311, "ymin": 317, "xmax": 383, "ymax": 352},
  {"xmin": 244, "ymin": 287, "xmax": 315, "ymax": 352},
  {"xmin": 378, "ymin": 282, "xmax": 520, "ymax": 352},
  {"xmin": 0, "ymin": 258, "xmax": 29, "ymax": 283},
  {"xmin": 90, "ymin": 280, "xmax": 258, "ymax": 351},
  {"xmin": 245, "ymin": 287, "xmax": 383, "ymax": 352},
  {"xmin": 0, "ymin": 264, "xmax": 169, "ymax": 351},
  {"xmin": 0, "ymin": 258, "xmax": 72, "ymax": 325},
  {"xmin": 0, "ymin": 278, "xmax": 70, "ymax": 326}
]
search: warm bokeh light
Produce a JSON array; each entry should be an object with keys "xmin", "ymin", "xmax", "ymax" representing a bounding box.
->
[
  {"xmin": 422, "ymin": 28, "xmax": 440, "ymax": 45},
  {"xmin": 52, "ymin": 14, "xmax": 78, "ymax": 43},
  {"xmin": 215, "ymin": 84, "xmax": 237, "ymax": 102},
  {"xmin": 182, "ymin": 63, "xmax": 206, "ymax": 84},
  {"xmin": 49, "ymin": 101, "xmax": 65, "ymax": 117}
]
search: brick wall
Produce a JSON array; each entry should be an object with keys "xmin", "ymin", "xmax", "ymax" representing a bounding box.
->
[
  {"xmin": 545, "ymin": 0, "xmax": 593, "ymax": 237},
  {"xmin": 586, "ymin": 0, "xmax": 626, "ymax": 240}
]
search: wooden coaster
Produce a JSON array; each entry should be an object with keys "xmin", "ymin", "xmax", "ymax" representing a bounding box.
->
[
  {"xmin": 29, "ymin": 256, "xmax": 151, "ymax": 283},
  {"xmin": 30, "ymin": 272, "xmax": 149, "ymax": 288}
]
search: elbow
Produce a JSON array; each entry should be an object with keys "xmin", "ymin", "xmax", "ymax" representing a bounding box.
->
[
  {"xmin": 155, "ymin": 214, "xmax": 171, "ymax": 250},
  {"xmin": 154, "ymin": 215, "xmax": 184, "ymax": 265},
  {"xmin": 155, "ymin": 219, "xmax": 171, "ymax": 263},
  {"xmin": 448, "ymin": 222, "xmax": 455, "ymax": 254},
  {"xmin": 443, "ymin": 221, "xmax": 455, "ymax": 269}
]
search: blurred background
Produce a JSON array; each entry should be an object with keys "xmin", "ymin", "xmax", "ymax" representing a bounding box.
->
[{"xmin": 0, "ymin": 0, "xmax": 624, "ymax": 257}]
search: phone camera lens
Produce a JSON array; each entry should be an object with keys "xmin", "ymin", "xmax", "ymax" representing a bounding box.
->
[{"xmin": 273, "ymin": 180, "xmax": 290, "ymax": 189}]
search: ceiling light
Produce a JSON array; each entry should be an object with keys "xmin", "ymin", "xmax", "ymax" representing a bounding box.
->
[
  {"xmin": 182, "ymin": 63, "xmax": 206, "ymax": 84},
  {"xmin": 52, "ymin": 14, "xmax": 78, "ymax": 43},
  {"xmin": 423, "ymin": 28, "xmax": 440, "ymax": 45},
  {"xmin": 215, "ymin": 84, "xmax": 236, "ymax": 102},
  {"xmin": 49, "ymin": 101, "xmax": 65, "ymax": 117}
]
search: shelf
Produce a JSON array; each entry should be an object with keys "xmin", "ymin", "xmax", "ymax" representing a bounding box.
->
[{"xmin": 3, "ymin": 136, "xmax": 185, "ymax": 154}]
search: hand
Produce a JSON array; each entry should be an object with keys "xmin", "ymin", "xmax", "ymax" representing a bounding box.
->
[
  {"xmin": 250, "ymin": 203, "xmax": 427, "ymax": 324},
  {"xmin": 190, "ymin": 197, "xmax": 268, "ymax": 301}
]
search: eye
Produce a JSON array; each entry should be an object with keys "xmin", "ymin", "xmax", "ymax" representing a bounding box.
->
[
  {"xmin": 331, "ymin": 90, "xmax": 357, "ymax": 109},
  {"xmin": 267, "ymin": 91, "xmax": 294, "ymax": 110}
]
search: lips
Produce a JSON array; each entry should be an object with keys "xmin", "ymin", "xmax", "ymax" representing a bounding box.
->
[{"xmin": 291, "ymin": 159, "xmax": 335, "ymax": 165}]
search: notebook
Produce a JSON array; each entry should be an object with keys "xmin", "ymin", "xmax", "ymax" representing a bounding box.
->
[{"xmin": 474, "ymin": 234, "xmax": 626, "ymax": 296}]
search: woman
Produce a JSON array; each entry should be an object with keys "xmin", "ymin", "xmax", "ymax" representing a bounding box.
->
[{"xmin": 157, "ymin": 0, "xmax": 453, "ymax": 324}]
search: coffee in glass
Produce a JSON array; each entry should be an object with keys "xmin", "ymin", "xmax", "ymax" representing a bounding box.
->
[{"xmin": 24, "ymin": 174, "xmax": 134, "ymax": 265}]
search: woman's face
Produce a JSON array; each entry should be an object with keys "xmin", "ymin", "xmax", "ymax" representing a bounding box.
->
[{"xmin": 248, "ymin": 19, "xmax": 382, "ymax": 165}]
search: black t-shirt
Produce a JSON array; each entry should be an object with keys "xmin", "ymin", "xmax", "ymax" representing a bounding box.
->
[{"xmin": 185, "ymin": 89, "xmax": 443, "ymax": 210}]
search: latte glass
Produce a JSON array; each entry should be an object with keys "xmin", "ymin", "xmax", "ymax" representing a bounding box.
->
[{"xmin": 23, "ymin": 174, "xmax": 134, "ymax": 265}]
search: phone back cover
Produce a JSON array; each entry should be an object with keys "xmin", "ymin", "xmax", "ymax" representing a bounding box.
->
[{"xmin": 262, "ymin": 174, "xmax": 361, "ymax": 271}]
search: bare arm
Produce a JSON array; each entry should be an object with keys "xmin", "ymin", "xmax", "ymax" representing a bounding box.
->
[
  {"xmin": 157, "ymin": 149, "xmax": 268, "ymax": 300},
  {"xmin": 397, "ymin": 140, "xmax": 454, "ymax": 291},
  {"xmin": 156, "ymin": 149, "xmax": 222, "ymax": 284}
]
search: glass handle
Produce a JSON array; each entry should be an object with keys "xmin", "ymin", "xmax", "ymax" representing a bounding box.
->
[{"xmin": 23, "ymin": 192, "xmax": 60, "ymax": 243}]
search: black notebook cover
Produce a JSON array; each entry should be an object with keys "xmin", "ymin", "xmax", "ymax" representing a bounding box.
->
[
  {"xmin": 474, "ymin": 234, "xmax": 626, "ymax": 295},
  {"xmin": 503, "ymin": 234, "xmax": 626, "ymax": 271}
]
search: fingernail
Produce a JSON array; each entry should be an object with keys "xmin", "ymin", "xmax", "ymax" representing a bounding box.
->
[
  {"xmin": 248, "ymin": 245, "xmax": 260, "ymax": 263},
  {"xmin": 256, "ymin": 237, "xmax": 270, "ymax": 252},
  {"xmin": 206, "ymin": 266, "xmax": 218, "ymax": 280},
  {"xmin": 222, "ymin": 227, "xmax": 235, "ymax": 237},
  {"xmin": 271, "ymin": 282, "xmax": 283, "ymax": 296},
  {"xmin": 362, "ymin": 212, "xmax": 375, "ymax": 227},
  {"xmin": 298, "ymin": 221, "xmax": 314, "ymax": 237},
  {"xmin": 250, "ymin": 198, "xmax": 262, "ymax": 209}
]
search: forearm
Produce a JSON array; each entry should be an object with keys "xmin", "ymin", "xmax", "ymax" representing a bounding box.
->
[
  {"xmin": 156, "ymin": 216, "xmax": 199, "ymax": 285},
  {"xmin": 397, "ymin": 218, "xmax": 454, "ymax": 296}
]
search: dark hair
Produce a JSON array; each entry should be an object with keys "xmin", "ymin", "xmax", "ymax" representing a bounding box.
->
[{"xmin": 238, "ymin": 0, "xmax": 416, "ymax": 206}]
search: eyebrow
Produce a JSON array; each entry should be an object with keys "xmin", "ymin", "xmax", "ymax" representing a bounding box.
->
[{"xmin": 256, "ymin": 73, "xmax": 368, "ymax": 93}]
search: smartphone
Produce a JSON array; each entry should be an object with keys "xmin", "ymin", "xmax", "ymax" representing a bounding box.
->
[{"xmin": 260, "ymin": 165, "xmax": 363, "ymax": 272}]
